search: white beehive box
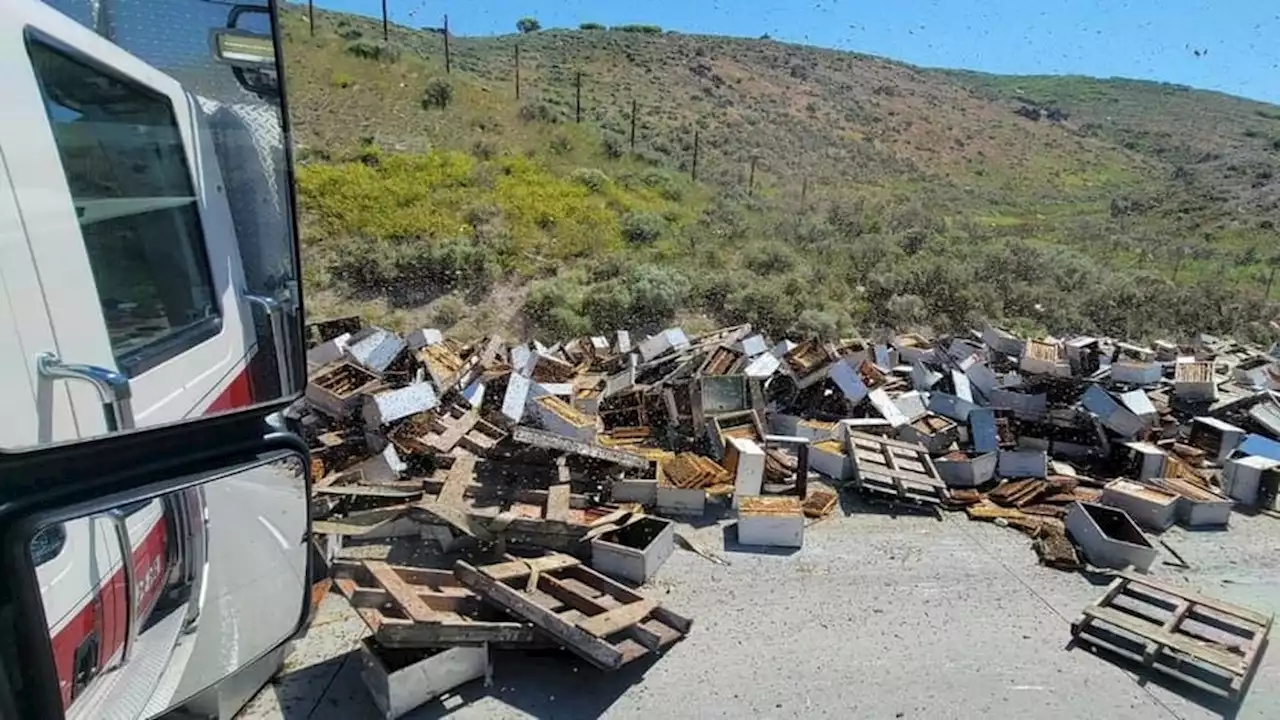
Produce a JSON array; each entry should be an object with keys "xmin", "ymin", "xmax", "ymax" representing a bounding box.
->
[
  {"xmin": 359, "ymin": 640, "xmax": 487, "ymax": 720},
  {"xmin": 736, "ymin": 496, "xmax": 804, "ymax": 548},
  {"xmin": 590, "ymin": 516, "xmax": 676, "ymax": 584},
  {"xmin": 1064, "ymin": 502, "xmax": 1158, "ymax": 572},
  {"xmin": 1100, "ymin": 480, "xmax": 1180, "ymax": 531}
]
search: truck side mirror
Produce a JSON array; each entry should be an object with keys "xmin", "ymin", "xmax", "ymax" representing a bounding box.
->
[{"xmin": 4, "ymin": 436, "xmax": 312, "ymax": 719}]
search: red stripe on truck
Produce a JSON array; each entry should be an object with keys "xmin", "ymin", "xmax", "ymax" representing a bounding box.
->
[
  {"xmin": 50, "ymin": 520, "xmax": 169, "ymax": 710},
  {"xmin": 206, "ymin": 368, "xmax": 254, "ymax": 413}
]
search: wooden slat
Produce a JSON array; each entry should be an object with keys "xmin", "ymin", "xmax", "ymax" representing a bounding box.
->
[
  {"xmin": 429, "ymin": 412, "xmax": 479, "ymax": 453},
  {"xmin": 483, "ymin": 554, "xmax": 580, "ymax": 581},
  {"xmin": 557, "ymin": 577, "xmax": 604, "ymax": 599},
  {"xmin": 1084, "ymin": 606, "xmax": 1245, "ymax": 674},
  {"xmin": 562, "ymin": 563, "xmax": 646, "ymax": 604},
  {"xmin": 545, "ymin": 484, "xmax": 572, "ymax": 522},
  {"xmin": 455, "ymin": 560, "xmax": 625, "ymax": 670},
  {"xmin": 438, "ymin": 455, "xmax": 476, "ymax": 507},
  {"xmin": 577, "ymin": 598, "xmax": 659, "ymax": 638},
  {"xmin": 1119, "ymin": 572, "xmax": 1272, "ymax": 628},
  {"xmin": 364, "ymin": 561, "xmax": 440, "ymax": 623},
  {"xmin": 540, "ymin": 575, "xmax": 611, "ymax": 617}
]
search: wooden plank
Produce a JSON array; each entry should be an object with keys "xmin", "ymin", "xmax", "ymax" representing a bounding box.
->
[
  {"xmin": 376, "ymin": 620, "xmax": 544, "ymax": 649},
  {"xmin": 545, "ymin": 484, "xmax": 572, "ymax": 522},
  {"xmin": 540, "ymin": 575, "xmax": 611, "ymax": 616},
  {"xmin": 577, "ymin": 598, "xmax": 659, "ymax": 638},
  {"xmin": 1119, "ymin": 572, "xmax": 1272, "ymax": 628},
  {"xmin": 364, "ymin": 561, "xmax": 440, "ymax": 623},
  {"xmin": 1084, "ymin": 606, "xmax": 1245, "ymax": 674},
  {"xmin": 482, "ymin": 554, "xmax": 580, "ymax": 582},
  {"xmin": 438, "ymin": 455, "xmax": 476, "ymax": 507},
  {"xmin": 562, "ymin": 563, "xmax": 646, "ymax": 604},
  {"xmin": 429, "ymin": 412, "xmax": 479, "ymax": 453},
  {"xmin": 455, "ymin": 560, "xmax": 625, "ymax": 670}
]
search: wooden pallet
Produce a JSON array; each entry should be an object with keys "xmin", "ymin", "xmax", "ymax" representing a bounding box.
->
[
  {"xmin": 332, "ymin": 559, "xmax": 543, "ymax": 649},
  {"xmin": 1071, "ymin": 572, "xmax": 1272, "ymax": 701},
  {"xmin": 454, "ymin": 553, "xmax": 692, "ymax": 671},
  {"xmin": 846, "ymin": 432, "xmax": 949, "ymax": 505}
]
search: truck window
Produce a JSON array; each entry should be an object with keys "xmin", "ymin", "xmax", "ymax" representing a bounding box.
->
[{"xmin": 27, "ymin": 39, "xmax": 220, "ymax": 378}]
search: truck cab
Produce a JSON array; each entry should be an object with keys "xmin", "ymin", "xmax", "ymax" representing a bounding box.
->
[{"xmin": 0, "ymin": 1, "xmax": 305, "ymax": 716}]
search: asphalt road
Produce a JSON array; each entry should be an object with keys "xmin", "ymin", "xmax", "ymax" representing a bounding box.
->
[
  {"xmin": 167, "ymin": 459, "xmax": 310, "ymax": 705},
  {"xmin": 240, "ymin": 500, "xmax": 1280, "ymax": 719}
]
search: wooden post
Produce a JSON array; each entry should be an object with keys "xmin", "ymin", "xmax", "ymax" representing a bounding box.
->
[
  {"xmin": 801, "ymin": 177, "xmax": 808, "ymax": 207},
  {"xmin": 575, "ymin": 72, "xmax": 583, "ymax": 123},
  {"xmin": 748, "ymin": 158, "xmax": 757, "ymax": 197},
  {"xmin": 381, "ymin": 0, "xmax": 389, "ymax": 41},
  {"xmin": 1172, "ymin": 248, "xmax": 1185, "ymax": 282},
  {"xmin": 444, "ymin": 14, "xmax": 452, "ymax": 73},
  {"xmin": 1267, "ymin": 265, "xmax": 1277, "ymax": 299},
  {"xmin": 630, "ymin": 99, "xmax": 637, "ymax": 152},
  {"xmin": 515, "ymin": 44, "xmax": 521, "ymax": 100},
  {"xmin": 691, "ymin": 130, "xmax": 699, "ymax": 182},
  {"xmin": 308, "ymin": 0, "xmax": 314, "ymax": 36}
]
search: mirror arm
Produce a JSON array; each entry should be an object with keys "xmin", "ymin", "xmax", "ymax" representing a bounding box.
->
[
  {"xmin": 243, "ymin": 294, "xmax": 291, "ymax": 395},
  {"xmin": 103, "ymin": 509, "xmax": 139, "ymax": 666},
  {"xmin": 36, "ymin": 352, "xmax": 134, "ymax": 431}
]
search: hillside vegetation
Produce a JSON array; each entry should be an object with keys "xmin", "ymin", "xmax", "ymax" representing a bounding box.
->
[{"xmin": 284, "ymin": 7, "xmax": 1280, "ymax": 343}]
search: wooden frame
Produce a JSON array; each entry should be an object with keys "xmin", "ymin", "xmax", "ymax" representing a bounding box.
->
[
  {"xmin": 845, "ymin": 431, "xmax": 949, "ymax": 505},
  {"xmin": 455, "ymin": 553, "xmax": 692, "ymax": 671},
  {"xmin": 332, "ymin": 559, "xmax": 544, "ymax": 649},
  {"xmin": 1071, "ymin": 572, "xmax": 1272, "ymax": 701}
]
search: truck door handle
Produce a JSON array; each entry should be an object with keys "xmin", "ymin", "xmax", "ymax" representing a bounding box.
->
[
  {"xmin": 36, "ymin": 352, "xmax": 135, "ymax": 432},
  {"xmin": 244, "ymin": 293, "xmax": 291, "ymax": 395},
  {"xmin": 102, "ymin": 507, "xmax": 139, "ymax": 666}
]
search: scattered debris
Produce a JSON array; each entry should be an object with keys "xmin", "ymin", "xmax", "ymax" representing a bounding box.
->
[{"xmin": 299, "ymin": 317, "xmax": 1280, "ymax": 706}]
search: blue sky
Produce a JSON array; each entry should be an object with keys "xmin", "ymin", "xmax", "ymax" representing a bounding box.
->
[{"xmin": 318, "ymin": 0, "xmax": 1280, "ymax": 103}]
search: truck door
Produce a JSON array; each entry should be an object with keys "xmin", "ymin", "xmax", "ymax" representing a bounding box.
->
[{"xmin": 0, "ymin": 0, "xmax": 255, "ymax": 443}]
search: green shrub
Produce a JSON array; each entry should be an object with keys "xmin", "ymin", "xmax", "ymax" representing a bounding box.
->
[
  {"xmin": 579, "ymin": 22, "xmax": 606, "ymax": 30},
  {"xmin": 422, "ymin": 78, "xmax": 454, "ymax": 109},
  {"xmin": 337, "ymin": 27, "xmax": 363, "ymax": 41},
  {"xmin": 431, "ymin": 296, "xmax": 467, "ymax": 326},
  {"xmin": 471, "ymin": 138, "xmax": 499, "ymax": 160},
  {"xmin": 793, "ymin": 308, "xmax": 845, "ymax": 340},
  {"xmin": 550, "ymin": 133, "xmax": 574, "ymax": 155},
  {"xmin": 570, "ymin": 168, "xmax": 610, "ymax": 192},
  {"xmin": 613, "ymin": 24, "xmax": 662, "ymax": 34},
  {"xmin": 345, "ymin": 40, "xmax": 400, "ymax": 63},
  {"xmin": 394, "ymin": 236, "xmax": 498, "ymax": 291},
  {"xmin": 516, "ymin": 17, "xmax": 542, "ymax": 33},
  {"xmin": 622, "ymin": 211, "xmax": 665, "ymax": 244},
  {"xmin": 519, "ymin": 102, "xmax": 558, "ymax": 123},
  {"xmin": 524, "ymin": 277, "xmax": 590, "ymax": 336},
  {"xmin": 638, "ymin": 169, "xmax": 683, "ymax": 201},
  {"xmin": 602, "ymin": 132, "xmax": 626, "ymax": 159}
]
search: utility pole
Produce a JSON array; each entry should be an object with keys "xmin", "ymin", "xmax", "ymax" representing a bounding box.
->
[
  {"xmin": 630, "ymin": 99, "xmax": 638, "ymax": 153},
  {"xmin": 308, "ymin": 0, "xmax": 314, "ymax": 36},
  {"xmin": 444, "ymin": 14, "xmax": 451, "ymax": 73},
  {"xmin": 515, "ymin": 44, "xmax": 521, "ymax": 100},
  {"xmin": 1267, "ymin": 264, "xmax": 1278, "ymax": 299},
  {"xmin": 381, "ymin": 0, "xmax": 388, "ymax": 41},
  {"xmin": 748, "ymin": 157, "xmax": 757, "ymax": 197},
  {"xmin": 575, "ymin": 72, "xmax": 583, "ymax": 123},
  {"xmin": 691, "ymin": 130, "xmax": 700, "ymax": 182}
]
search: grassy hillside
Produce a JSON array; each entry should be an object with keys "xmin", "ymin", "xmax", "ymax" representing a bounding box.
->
[{"xmin": 283, "ymin": 7, "xmax": 1280, "ymax": 343}]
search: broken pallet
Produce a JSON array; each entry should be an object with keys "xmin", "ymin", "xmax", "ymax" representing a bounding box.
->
[
  {"xmin": 1071, "ymin": 572, "xmax": 1272, "ymax": 701},
  {"xmin": 332, "ymin": 559, "xmax": 543, "ymax": 649},
  {"xmin": 454, "ymin": 553, "xmax": 691, "ymax": 671}
]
